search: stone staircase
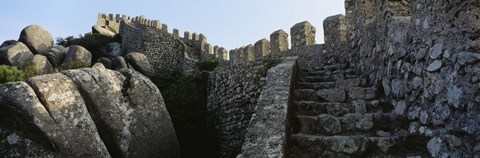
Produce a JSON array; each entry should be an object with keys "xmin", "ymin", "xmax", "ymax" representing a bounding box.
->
[{"xmin": 288, "ymin": 61, "xmax": 412, "ymax": 157}]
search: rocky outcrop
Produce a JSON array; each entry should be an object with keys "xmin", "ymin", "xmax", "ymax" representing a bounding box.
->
[
  {"xmin": 63, "ymin": 45, "xmax": 92, "ymax": 66},
  {"xmin": 24, "ymin": 54, "xmax": 53, "ymax": 75},
  {"xmin": 44, "ymin": 45, "xmax": 68, "ymax": 67},
  {"xmin": 0, "ymin": 67, "xmax": 180, "ymax": 157},
  {"xmin": 0, "ymin": 41, "xmax": 34, "ymax": 67},
  {"xmin": 18, "ymin": 25, "xmax": 54, "ymax": 54},
  {"xmin": 124, "ymin": 52, "xmax": 152, "ymax": 76}
]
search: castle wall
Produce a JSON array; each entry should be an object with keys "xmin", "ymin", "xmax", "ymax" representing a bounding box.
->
[
  {"xmin": 237, "ymin": 57, "xmax": 297, "ymax": 158},
  {"xmin": 207, "ymin": 61, "xmax": 267, "ymax": 158},
  {"xmin": 314, "ymin": 0, "xmax": 480, "ymax": 156},
  {"xmin": 120, "ymin": 22, "xmax": 186, "ymax": 75}
]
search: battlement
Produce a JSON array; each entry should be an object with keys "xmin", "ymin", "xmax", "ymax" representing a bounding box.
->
[
  {"xmin": 228, "ymin": 21, "xmax": 319, "ymax": 64},
  {"xmin": 96, "ymin": 13, "xmax": 226, "ymax": 60}
]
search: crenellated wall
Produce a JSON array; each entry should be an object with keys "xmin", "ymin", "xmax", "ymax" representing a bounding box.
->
[
  {"xmin": 97, "ymin": 13, "xmax": 227, "ymax": 62},
  {"xmin": 207, "ymin": 21, "xmax": 321, "ymax": 157}
]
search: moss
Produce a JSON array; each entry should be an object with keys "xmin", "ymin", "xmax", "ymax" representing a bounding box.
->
[{"xmin": 0, "ymin": 65, "xmax": 25, "ymax": 84}]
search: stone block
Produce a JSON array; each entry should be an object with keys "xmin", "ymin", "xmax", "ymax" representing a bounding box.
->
[
  {"xmin": 290, "ymin": 21, "xmax": 316, "ymax": 48},
  {"xmin": 161, "ymin": 24, "xmax": 168, "ymax": 32},
  {"xmin": 173, "ymin": 28, "xmax": 179, "ymax": 38},
  {"xmin": 323, "ymin": 14, "xmax": 347, "ymax": 46},
  {"xmin": 245, "ymin": 45, "xmax": 254, "ymax": 61},
  {"xmin": 254, "ymin": 38, "xmax": 271, "ymax": 57},
  {"xmin": 270, "ymin": 29, "xmax": 289, "ymax": 53},
  {"xmin": 184, "ymin": 31, "xmax": 191, "ymax": 40}
]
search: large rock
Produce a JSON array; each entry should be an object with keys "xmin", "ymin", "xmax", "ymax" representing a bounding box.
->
[
  {"xmin": 0, "ymin": 82, "xmax": 57, "ymax": 157},
  {"xmin": 92, "ymin": 25, "xmax": 116, "ymax": 37},
  {"xmin": 97, "ymin": 57, "xmax": 113, "ymax": 69},
  {"xmin": 63, "ymin": 68, "xmax": 180, "ymax": 157},
  {"xmin": 124, "ymin": 52, "xmax": 152, "ymax": 76},
  {"xmin": 0, "ymin": 40, "xmax": 17, "ymax": 48},
  {"xmin": 63, "ymin": 45, "xmax": 92, "ymax": 66},
  {"xmin": 44, "ymin": 45, "xmax": 68, "ymax": 67},
  {"xmin": 26, "ymin": 73, "xmax": 111, "ymax": 157},
  {"xmin": 0, "ymin": 41, "xmax": 34, "ymax": 66},
  {"xmin": 18, "ymin": 25, "xmax": 53, "ymax": 54},
  {"xmin": 113, "ymin": 56, "xmax": 128, "ymax": 70},
  {"xmin": 23, "ymin": 54, "xmax": 53, "ymax": 75}
]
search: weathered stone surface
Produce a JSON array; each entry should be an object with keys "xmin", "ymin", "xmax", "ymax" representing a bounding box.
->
[
  {"xmin": 97, "ymin": 57, "xmax": 113, "ymax": 69},
  {"xmin": 63, "ymin": 68, "xmax": 180, "ymax": 158},
  {"xmin": 348, "ymin": 87, "xmax": 377, "ymax": 99},
  {"xmin": 254, "ymin": 39, "xmax": 271, "ymax": 57},
  {"xmin": 426, "ymin": 60, "xmax": 442, "ymax": 72},
  {"xmin": 124, "ymin": 52, "xmax": 152, "ymax": 76},
  {"xmin": 25, "ymin": 54, "xmax": 53, "ymax": 75},
  {"xmin": 317, "ymin": 88, "xmax": 345, "ymax": 102},
  {"xmin": 0, "ymin": 82, "xmax": 58, "ymax": 157},
  {"xmin": 92, "ymin": 25, "xmax": 116, "ymax": 36},
  {"xmin": 0, "ymin": 40, "xmax": 17, "ymax": 48},
  {"xmin": 455, "ymin": 51, "xmax": 480, "ymax": 65},
  {"xmin": 26, "ymin": 73, "xmax": 110, "ymax": 157},
  {"xmin": 0, "ymin": 41, "xmax": 34, "ymax": 66},
  {"xmin": 427, "ymin": 137, "xmax": 448, "ymax": 158},
  {"xmin": 319, "ymin": 115, "xmax": 342, "ymax": 134},
  {"xmin": 63, "ymin": 45, "xmax": 92, "ymax": 66},
  {"xmin": 44, "ymin": 45, "xmax": 68, "ymax": 67},
  {"xmin": 119, "ymin": 69, "xmax": 180, "ymax": 157},
  {"xmin": 237, "ymin": 58, "xmax": 296, "ymax": 158},
  {"xmin": 323, "ymin": 14, "xmax": 347, "ymax": 49},
  {"xmin": 270, "ymin": 29, "xmax": 289, "ymax": 53},
  {"xmin": 113, "ymin": 56, "xmax": 128, "ymax": 70},
  {"xmin": 108, "ymin": 42, "xmax": 122, "ymax": 57},
  {"xmin": 245, "ymin": 45, "xmax": 254, "ymax": 61},
  {"xmin": 429, "ymin": 43, "xmax": 443, "ymax": 59},
  {"xmin": 291, "ymin": 21, "xmax": 316, "ymax": 48},
  {"xmin": 18, "ymin": 25, "xmax": 53, "ymax": 54}
]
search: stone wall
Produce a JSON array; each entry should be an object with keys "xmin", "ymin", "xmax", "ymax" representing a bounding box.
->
[
  {"xmin": 237, "ymin": 57, "xmax": 297, "ymax": 158},
  {"xmin": 120, "ymin": 22, "xmax": 186, "ymax": 75},
  {"xmin": 207, "ymin": 61, "xmax": 267, "ymax": 158},
  {"xmin": 316, "ymin": 0, "xmax": 480, "ymax": 156}
]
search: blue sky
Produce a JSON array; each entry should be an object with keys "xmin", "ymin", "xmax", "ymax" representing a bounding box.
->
[{"xmin": 0, "ymin": 0, "xmax": 344, "ymax": 50}]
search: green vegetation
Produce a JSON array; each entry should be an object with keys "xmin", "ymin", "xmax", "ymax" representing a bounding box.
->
[
  {"xmin": 21, "ymin": 62, "xmax": 39, "ymax": 78},
  {"xmin": 56, "ymin": 33, "xmax": 121, "ymax": 62},
  {"xmin": 0, "ymin": 65, "xmax": 25, "ymax": 84},
  {"xmin": 198, "ymin": 59, "xmax": 220, "ymax": 71}
]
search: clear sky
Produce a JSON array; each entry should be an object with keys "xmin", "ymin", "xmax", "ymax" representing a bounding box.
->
[{"xmin": 0, "ymin": 0, "xmax": 344, "ymax": 50}]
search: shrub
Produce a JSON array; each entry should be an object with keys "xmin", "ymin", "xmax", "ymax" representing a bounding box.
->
[
  {"xmin": 0, "ymin": 65, "xmax": 25, "ymax": 84},
  {"xmin": 56, "ymin": 33, "xmax": 121, "ymax": 62},
  {"xmin": 198, "ymin": 59, "xmax": 220, "ymax": 71}
]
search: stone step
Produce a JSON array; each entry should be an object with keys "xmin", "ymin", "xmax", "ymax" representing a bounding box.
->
[
  {"xmin": 294, "ymin": 86, "xmax": 379, "ymax": 102},
  {"xmin": 294, "ymin": 100, "xmax": 392, "ymax": 117},
  {"xmin": 295, "ymin": 113, "xmax": 398, "ymax": 135},
  {"xmin": 298, "ymin": 74, "xmax": 344, "ymax": 82},
  {"xmin": 296, "ymin": 81, "xmax": 337, "ymax": 90},
  {"xmin": 290, "ymin": 133, "xmax": 402, "ymax": 158}
]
